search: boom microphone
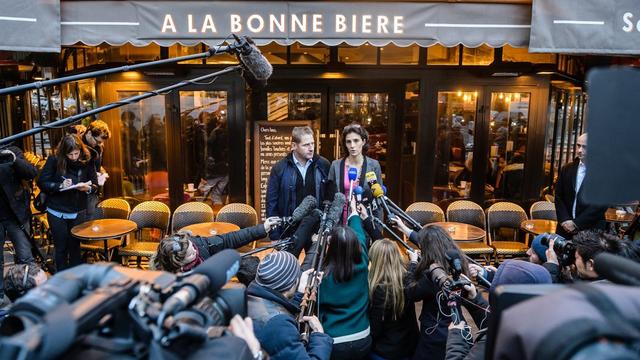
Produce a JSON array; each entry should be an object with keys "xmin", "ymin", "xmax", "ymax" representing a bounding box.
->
[
  {"xmin": 161, "ymin": 249, "xmax": 240, "ymax": 315},
  {"xmin": 233, "ymin": 35, "xmax": 273, "ymax": 82},
  {"xmin": 322, "ymin": 192, "xmax": 346, "ymax": 232},
  {"xmin": 594, "ymin": 252, "xmax": 640, "ymax": 286},
  {"xmin": 371, "ymin": 183, "xmax": 392, "ymax": 217},
  {"xmin": 282, "ymin": 195, "xmax": 318, "ymax": 227}
]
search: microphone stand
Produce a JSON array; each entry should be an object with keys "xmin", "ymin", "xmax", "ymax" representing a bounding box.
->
[
  {"xmin": 371, "ymin": 217, "xmax": 414, "ymax": 252},
  {"xmin": 241, "ymin": 237, "xmax": 295, "ymax": 257},
  {"xmin": 384, "ymin": 196, "xmax": 422, "ymax": 231},
  {"xmin": 0, "ymin": 44, "xmax": 241, "ymax": 96},
  {"xmin": 0, "ymin": 66, "xmax": 241, "ymax": 146}
]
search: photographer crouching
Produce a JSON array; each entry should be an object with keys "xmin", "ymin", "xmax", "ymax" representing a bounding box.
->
[
  {"xmin": 151, "ymin": 217, "xmax": 281, "ymax": 273},
  {"xmin": 534, "ymin": 230, "xmax": 640, "ymax": 283}
]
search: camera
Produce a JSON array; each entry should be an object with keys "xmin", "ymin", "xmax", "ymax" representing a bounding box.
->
[
  {"xmin": 427, "ymin": 250, "xmax": 472, "ymax": 324},
  {"xmin": 0, "ymin": 250, "xmax": 246, "ymax": 360},
  {"xmin": 540, "ymin": 233, "xmax": 576, "ymax": 267}
]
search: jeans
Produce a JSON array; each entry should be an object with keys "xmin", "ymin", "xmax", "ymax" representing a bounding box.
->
[
  {"xmin": 0, "ymin": 219, "xmax": 35, "ymax": 297},
  {"xmin": 331, "ymin": 335, "xmax": 372, "ymax": 360},
  {"xmin": 47, "ymin": 211, "xmax": 86, "ymax": 271}
]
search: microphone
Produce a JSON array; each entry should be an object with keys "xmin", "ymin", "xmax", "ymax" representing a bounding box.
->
[
  {"xmin": 371, "ymin": 183, "xmax": 392, "ymax": 217},
  {"xmin": 281, "ymin": 195, "xmax": 317, "ymax": 227},
  {"xmin": 594, "ymin": 252, "xmax": 640, "ymax": 286},
  {"xmin": 347, "ymin": 167, "xmax": 358, "ymax": 207},
  {"xmin": 233, "ymin": 35, "xmax": 273, "ymax": 82},
  {"xmin": 322, "ymin": 192, "xmax": 346, "ymax": 232},
  {"xmin": 354, "ymin": 185, "xmax": 364, "ymax": 205},
  {"xmin": 161, "ymin": 249, "xmax": 241, "ymax": 315},
  {"xmin": 365, "ymin": 171, "xmax": 378, "ymax": 186},
  {"xmin": 446, "ymin": 249, "xmax": 464, "ymax": 280}
]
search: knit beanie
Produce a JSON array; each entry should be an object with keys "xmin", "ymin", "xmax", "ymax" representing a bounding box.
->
[
  {"xmin": 531, "ymin": 234, "xmax": 549, "ymax": 263},
  {"xmin": 490, "ymin": 259, "xmax": 552, "ymax": 295},
  {"xmin": 255, "ymin": 251, "xmax": 302, "ymax": 293}
]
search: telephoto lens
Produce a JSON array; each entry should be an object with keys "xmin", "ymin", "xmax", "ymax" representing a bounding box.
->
[{"xmin": 540, "ymin": 233, "xmax": 576, "ymax": 266}]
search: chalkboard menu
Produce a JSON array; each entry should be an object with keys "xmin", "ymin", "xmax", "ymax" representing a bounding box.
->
[{"xmin": 253, "ymin": 121, "xmax": 312, "ymax": 221}]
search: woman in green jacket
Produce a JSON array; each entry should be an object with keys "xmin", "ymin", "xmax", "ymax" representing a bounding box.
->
[{"xmin": 319, "ymin": 199, "xmax": 371, "ymax": 360}]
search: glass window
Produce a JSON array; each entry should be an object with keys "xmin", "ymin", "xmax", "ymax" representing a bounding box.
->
[
  {"xmin": 179, "ymin": 91, "xmax": 229, "ymax": 205},
  {"xmin": 338, "ymin": 43, "xmax": 377, "ymax": 64},
  {"xmin": 402, "ymin": 82, "xmax": 419, "ymax": 155},
  {"xmin": 169, "ymin": 44, "xmax": 204, "ymax": 64},
  {"xmin": 61, "ymin": 83, "xmax": 78, "ymax": 119},
  {"xmin": 118, "ymin": 92, "xmax": 167, "ymax": 201},
  {"xmin": 462, "ymin": 45, "xmax": 494, "ymax": 65},
  {"xmin": 267, "ymin": 92, "xmax": 321, "ymax": 122},
  {"xmin": 427, "ymin": 45, "xmax": 459, "ymax": 65},
  {"xmin": 290, "ymin": 43, "xmax": 329, "ymax": 64},
  {"xmin": 434, "ymin": 91, "xmax": 478, "ymax": 203},
  {"xmin": 380, "ymin": 44, "xmax": 419, "ymax": 65},
  {"xmin": 78, "ymin": 79, "xmax": 96, "ymax": 114},
  {"xmin": 334, "ymin": 93, "xmax": 389, "ymax": 175},
  {"xmin": 259, "ymin": 43, "xmax": 287, "ymax": 65},
  {"xmin": 489, "ymin": 92, "xmax": 530, "ymax": 200},
  {"xmin": 102, "ymin": 44, "xmax": 161, "ymax": 63},
  {"xmin": 543, "ymin": 90, "xmax": 558, "ymax": 188},
  {"xmin": 502, "ymin": 45, "xmax": 556, "ymax": 64}
]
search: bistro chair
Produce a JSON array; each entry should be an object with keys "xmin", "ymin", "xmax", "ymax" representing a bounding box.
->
[
  {"xmin": 215, "ymin": 203, "xmax": 259, "ymax": 249},
  {"xmin": 215, "ymin": 203, "xmax": 258, "ymax": 229},
  {"xmin": 171, "ymin": 202, "xmax": 214, "ymax": 233},
  {"xmin": 96, "ymin": 198, "xmax": 131, "ymax": 220},
  {"xmin": 486, "ymin": 202, "xmax": 529, "ymax": 261},
  {"xmin": 446, "ymin": 200, "xmax": 494, "ymax": 263},
  {"xmin": 119, "ymin": 201, "xmax": 170, "ymax": 268},
  {"xmin": 81, "ymin": 198, "xmax": 132, "ymax": 262},
  {"xmin": 530, "ymin": 201, "xmax": 557, "ymax": 221},
  {"xmin": 406, "ymin": 202, "xmax": 445, "ymax": 226}
]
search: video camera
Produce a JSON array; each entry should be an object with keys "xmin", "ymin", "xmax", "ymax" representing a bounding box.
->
[
  {"xmin": 427, "ymin": 250, "xmax": 472, "ymax": 324},
  {"xmin": 0, "ymin": 249, "xmax": 248, "ymax": 360},
  {"xmin": 540, "ymin": 233, "xmax": 576, "ymax": 267}
]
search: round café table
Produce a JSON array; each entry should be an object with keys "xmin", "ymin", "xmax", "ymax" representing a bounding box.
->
[
  {"xmin": 605, "ymin": 208, "xmax": 635, "ymax": 223},
  {"xmin": 520, "ymin": 219, "xmax": 557, "ymax": 236},
  {"xmin": 427, "ymin": 222, "xmax": 486, "ymax": 242},
  {"xmin": 72, "ymin": 219, "xmax": 138, "ymax": 260},
  {"xmin": 179, "ymin": 222, "xmax": 241, "ymax": 237}
]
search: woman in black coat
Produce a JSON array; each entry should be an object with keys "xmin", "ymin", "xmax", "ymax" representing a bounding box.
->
[
  {"xmin": 407, "ymin": 226, "xmax": 470, "ymax": 360},
  {"xmin": 38, "ymin": 134, "xmax": 98, "ymax": 270}
]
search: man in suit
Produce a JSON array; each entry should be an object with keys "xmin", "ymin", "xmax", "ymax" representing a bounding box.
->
[
  {"xmin": 554, "ymin": 133, "xmax": 607, "ymax": 238},
  {"xmin": 0, "ymin": 146, "xmax": 38, "ymax": 307}
]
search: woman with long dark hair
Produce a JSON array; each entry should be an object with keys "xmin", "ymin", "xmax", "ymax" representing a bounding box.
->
[
  {"xmin": 368, "ymin": 239, "xmax": 419, "ymax": 360},
  {"xmin": 38, "ymin": 134, "xmax": 97, "ymax": 270},
  {"xmin": 409, "ymin": 226, "xmax": 469, "ymax": 360},
  {"xmin": 327, "ymin": 123, "xmax": 383, "ymax": 223},
  {"xmin": 318, "ymin": 199, "xmax": 371, "ymax": 359}
]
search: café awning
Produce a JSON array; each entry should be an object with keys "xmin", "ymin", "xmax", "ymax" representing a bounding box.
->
[
  {"xmin": 0, "ymin": 0, "xmax": 60, "ymax": 52},
  {"xmin": 530, "ymin": 0, "xmax": 640, "ymax": 54},
  {"xmin": 61, "ymin": 1, "xmax": 532, "ymax": 48}
]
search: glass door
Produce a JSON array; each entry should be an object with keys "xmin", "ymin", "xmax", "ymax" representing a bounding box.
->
[
  {"xmin": 486, "ymin": 91, "xmax": 531, "ymax": 201},
  {"xmin": 434, "ymin": 86, "xmax": 536, "ymax": 204},
  {"xmin": 178, "ymin": 90, "xmax": 229, "ymax": 206},
  {"xmin": 330, "ymin": 92, "xmax": 391, "ymax": 180}
]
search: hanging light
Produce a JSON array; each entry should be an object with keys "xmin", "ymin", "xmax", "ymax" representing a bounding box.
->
[
  {"xmin": 457, "ymin": 90, "xmax": 462, "ymax": 97},
  {"xmin": 498, "ymin": 93, "xmax": 504, "ymax": 100}
]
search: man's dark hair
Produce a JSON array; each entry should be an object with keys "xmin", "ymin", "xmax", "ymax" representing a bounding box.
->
[
  {"xmin": 573, "ymin": 230, "xmax": 639, "ymax": 262},
  {"xmin": 237, "ymin": 256, "xmax": 260, "ymax": 287}
]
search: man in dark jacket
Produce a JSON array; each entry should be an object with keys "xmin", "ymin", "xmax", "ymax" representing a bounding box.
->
[
  {"xmin": 266, "ymin": 126, "xmax": 330, "ymax": 239},
  {"xmin": 0, "ymin": 146, "xmax": 38, "ymax": 307},
  {"xmin": 554, "ymin": 133, "xmax": 607, "ymax": 238},
  {"xmin": 248, "ymin": 251, "xmax": 333, "ymax": 360}
]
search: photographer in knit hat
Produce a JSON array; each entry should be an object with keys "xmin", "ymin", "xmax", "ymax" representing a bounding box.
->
[{"xmin": 247, "ymin": 251, "xmax": 333, "ymax": 360}]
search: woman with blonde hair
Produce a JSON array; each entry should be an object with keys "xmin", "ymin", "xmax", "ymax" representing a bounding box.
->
[{"xmin": 368, "ymin": 239, "xmax": 419, "ymax": 360}]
